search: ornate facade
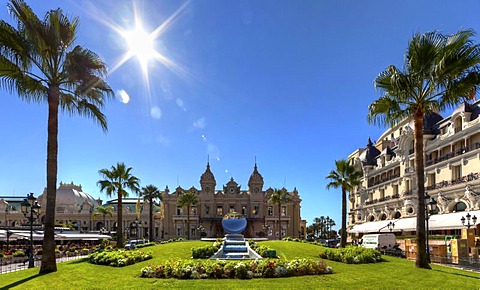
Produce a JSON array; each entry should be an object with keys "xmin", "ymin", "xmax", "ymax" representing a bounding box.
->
[
  {"xmin": 1, "ymin": 182, "xmax": 155, "ymax": 241},
  {"xmin": 161, "ymin": 163, "xmax": 303, "ymax": 239},
  {"xmin": 348, "ymin": 100, "xmax": 480, "ymax": 235}
]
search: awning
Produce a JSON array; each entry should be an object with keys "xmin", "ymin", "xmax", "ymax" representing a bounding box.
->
[
  {"xmin": 55, "ymin": 233, "xmax": 112, "ymax": 241},
  {"xmin": 348, "ymin": 210, "xmax": 480, "ymax": 234}
]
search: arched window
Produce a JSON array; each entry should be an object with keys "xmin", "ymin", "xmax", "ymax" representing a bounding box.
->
[
  {"xmin": 380, "ymin": 213, "xmax": 387, "ymax": 220},
  {"xmin": 407, "ymin": 207, "xmax": 414, "ymax": 214},
  {"xmin": 369, "ymin": 215, "xmax": 375, "ymax": 222},
  {"xmin": 453, "ymin": 202, "xmax": 466, "ymax": 212},
  {"xmin": 394, "ymin": 212, "xmax": 401, "ymax": 219}
]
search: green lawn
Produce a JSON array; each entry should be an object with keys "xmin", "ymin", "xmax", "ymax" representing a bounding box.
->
[{"xmin": 1, "ymin": 240, "xmax": 479, "ymax": 289}]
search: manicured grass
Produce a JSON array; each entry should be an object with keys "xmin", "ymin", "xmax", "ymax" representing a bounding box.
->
[{"xmin": 1, "ymin": 240, "xmax": 479, "ymax": 289}]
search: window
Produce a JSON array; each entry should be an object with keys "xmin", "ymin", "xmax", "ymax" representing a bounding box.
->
[
  {"xmin": 428, "ymin": 173, "xmax": 436, "ymax": 186},
  {"xmin": 216, "ymin": 205, "xmax": 223, "ymax": 216},
  {"xmin": 205, "ymin": 205, "xmax": 210, "ymax": 214},
  {"xmin": 229, "ymin": 205, "xmax": 235, "ymax": 213},
  {"xmin": 393, "ymin": 184, "xmax": 399, "ymax": 196},
  {"xmin": 281, "ymin": 226, "xmax": 286, "ymax": 238},
  {"xmin": 452, "ymin": 165, "xmax": 462, "ymax": 180},
  {"xmin": 453, "ymin": 202, "xmax": 466, "ymax": 212},
  {"xmin": 242, "ymin": 206, "xmax": 247, "ymax": 215},
  {"xmin": 191, "ymin": 206, "xmax": 197, "ymax": 215},
  {"xmin": 368, "ymin": 192, "xmax": 373, "ymax": 202},
  {"xmin": 191, "ymin": 225, "xmax": 196, "ymax": 237},
  {"xmin": 281, "ymin": 206, "xmax": 286, "ymax": 217},
  {"xmin": 177, "ymin": 225, "xmax": 183, "ymax": 236},
  {"xmin": 379, "ymin": 189, "xmax": 385, "ymax": 199},
  {"xmin": 268, "ymin": 206, "xmax": 273, "ymax": 216},
  {"xmin": 176, "ymin": 207, "xmax": 182, "ymax": 215},
  {"xmin": 252, "ymin": 206, "xmax": 259, "ymax": 215}
]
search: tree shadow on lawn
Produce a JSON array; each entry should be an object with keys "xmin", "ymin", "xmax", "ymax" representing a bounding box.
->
[
  {"xmin": 2, "ymin": 273, "xmax": 46, "ymax": 289},
  {"xmin": 433, "ymin": 268, "xmax": 480, "ymax": 280}
]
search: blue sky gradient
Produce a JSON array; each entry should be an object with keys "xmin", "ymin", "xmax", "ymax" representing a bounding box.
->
[{"xmin": 1, "ymin": 0, "xmax": 479, "ymax": 229}]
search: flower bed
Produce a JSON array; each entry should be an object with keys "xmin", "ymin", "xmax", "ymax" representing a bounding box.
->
[
  {"xmin": 140, "ymin": 258, "xmax": 332, "ymax": 279},
  {"xmin": 318, "ymin": 246, "xmax": 382, "ymax": 264},
  {"xmin": 89, "ymin": 249, "xmax": 152, "ymax": 267}
]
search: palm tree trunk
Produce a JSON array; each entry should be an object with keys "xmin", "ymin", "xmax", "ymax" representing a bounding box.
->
[
  {"xmin": 340, "ymin": 187, "xmax": 347, "ymax": 248},
  {"xmin": 40, "ymin": 87, "xmax": 59, "ymax": 274},
  {"xmin": 117, "ymin": 191, "xmax": 123, "ymax": 247},
  {"xmin": 186, "ymin": 207, "xmax": 190, "ymax": 240},
  {"xmin": 149, "ymin": 198, "xmax": 153, "ymax": 242},
  {"xmin": 278, "ymin": 203, "xmax": 281, "ymax": 240},
  {"xmin": 414, "ymin": 112, "xmax": 430, "ymax": 269}
]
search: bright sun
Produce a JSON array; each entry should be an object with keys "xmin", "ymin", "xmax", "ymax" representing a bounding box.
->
[{"xmin": 122, "ymin": 23, "xmax": 157, "ymax": 75}]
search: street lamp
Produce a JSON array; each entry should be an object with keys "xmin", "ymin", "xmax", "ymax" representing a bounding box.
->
[
  {"xmin": 424, "ymin": 193, "xmax": 437, "ymax": 264},
  {"xmin": 20, "ymin": 193, "xmax": 41, "ymax": 268},
  {"xmin": 460, "ymin": 212, "xmax": 477, "ymax": 259},
  {"xmin": 387, "ymin": 221, "xmax": 395, "ymax": 232}
]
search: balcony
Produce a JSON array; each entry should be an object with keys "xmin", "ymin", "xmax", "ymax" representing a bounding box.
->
[
  {"xmin": 364, "ymin": 193, "xmax": 400, "ymax": 206},
  {"xmin": 425, "ymin": 172, "xmax": 480, "ymax": 190},
  {"xmin": 425, "ymin": 142, "xmax": 480, "ymax": 167},
  {"xmin": 367, "ymin": 171, "xmax": 401, "ymax": 187}
]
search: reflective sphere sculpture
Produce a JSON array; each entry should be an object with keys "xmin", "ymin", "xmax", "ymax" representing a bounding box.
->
[{"xmin": 222, "ymin": 213, "xmax": 247, "ymax": 234}]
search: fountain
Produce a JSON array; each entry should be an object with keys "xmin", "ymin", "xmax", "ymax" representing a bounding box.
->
[{"xmin": 210, "ymin": 212, "xmax": 262, "ymax": 260}]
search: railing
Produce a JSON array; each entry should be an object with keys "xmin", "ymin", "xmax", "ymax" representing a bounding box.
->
[
  {"xmin": 1, "ymin": 253, "xmax": 88, "ymax": 274},
  {"xmin": 367, "ymin": 171, "xmax": 401, "ymax": 187},
  {"xmin": 425, "ymin": 172, "xmax": 480, "ymax": 190},
  {"xmin": 426, "ymin": 142, "xmax": 480, "ymax": 167}
]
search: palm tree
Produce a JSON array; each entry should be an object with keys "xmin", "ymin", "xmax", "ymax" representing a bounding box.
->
[
  {"xmin": 367, "ymin": 30, "xmax": 480, "ymax": 268},
  {"xmin": 92, "ymin": 205, "xmax": 114, "ymax": 230},
  {"xmin": 267, "ymin": 188, "xmax": 292, "ymax": 240},
  {"xmin": 139, "ymin": 185, "xmax": 162, "ymax": 242},
  {"xmin": 0, "ymin": 0, "xmax": 113, "ymax": 273},
  {"xmin": 98, "ymin": 163, "xmax": 140, "ymax": 247},
  {"xmin": 176, "ymin": 190, "xmax": 198, "ymax": 240},
  {"xmin": 326, "ymin": 159, "xmax": 361, "ymax": 248}
]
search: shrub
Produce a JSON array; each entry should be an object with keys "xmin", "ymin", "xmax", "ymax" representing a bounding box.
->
[
  {"xmin": 140, "ymin": 258, "xmax": 330, "ymax": 279},
  {"xmin": 13, "ymin": 250, "xmax": 26, "ymax": 257},
  {"xmin": 89, "ymin": 249, "xmax": 152, "ymax": 267},
  {"xmin": 319, "ymin": 245, "xmax": 382, "ymax": 264},
  {"xmin": 249, "ymin": 241, "xmax": 275, "ymax": 258},
  {"xmin": 191, "ymin": 244, "xmax": 220, "ymax": 259},
  {"xmin": 0, "ymin": 252, "xmax": 4, "ymax": 258}
]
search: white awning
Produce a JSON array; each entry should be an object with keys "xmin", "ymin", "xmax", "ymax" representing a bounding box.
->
[
  {"xmin": 55, "ymin": 233, "xmax": 112, "ymax": 241},
  {"xmin": 429, "ymin": 210, "xmax": 480, "ymax": 230},
  {"xmin": 349, "ymin": 210, "xmax": 480, "ymax": 234}
]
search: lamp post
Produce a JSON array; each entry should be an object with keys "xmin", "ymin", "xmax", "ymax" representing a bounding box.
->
[
  {"xmin": 20, "ymin": 193, "xmax": 41, "ymax": 268},
  {"xmin": 460, "ymin": 212, "xmax": 477, "ymax": 259},
  {"xmin": 387, "ymin": 221, "xmax": 395, "ymax": 232},
  {"xmin": 424, "ymin": 193, "xmax": 437, "ymax": 264}
]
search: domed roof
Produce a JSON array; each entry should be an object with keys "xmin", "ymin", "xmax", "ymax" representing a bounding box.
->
[
  {"xmin": 200, "ymin": 163, "xmax": 216, "ymax": 186},
  {"xmin": 248, "ymin": 163, "xmax": 264, "ymax": 186},
  {"xmin": 39, "ymin": 182, "xmax": 99, "ymax": 209},
  {"xmin": 359, "ymin": 138, "xmax": 380, "ymax": 166}
]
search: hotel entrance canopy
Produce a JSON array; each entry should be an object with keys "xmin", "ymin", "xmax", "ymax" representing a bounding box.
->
[{"xmin": 348, "ymin": 210, "xmax": 480, "ymax": 234}]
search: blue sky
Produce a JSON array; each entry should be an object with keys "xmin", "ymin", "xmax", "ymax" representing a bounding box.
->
[{"xmin": 1, "ymin": 0, "xmax": 479, "ymax": 229}]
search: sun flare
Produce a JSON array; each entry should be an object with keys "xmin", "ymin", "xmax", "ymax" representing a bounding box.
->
[{"xmin": 121, "ymin": 22, "xmax": 157, "ymax": 75}]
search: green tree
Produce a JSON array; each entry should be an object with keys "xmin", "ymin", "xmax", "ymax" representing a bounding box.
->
[
  {"xmin": 0, "ymin": 0, "xmax": 113, "ymax": 273},
  {"xmin": 92, "ymin": 205, "xmax": 114, "ymax": 230},
  {"xmin": 98, "ymin": 163, "xmax": 140, "ymax": 247},
  {"xmin": 326, "ymin": 159, "xmax": 361, "ymax": 248},
  {"xmin": 139, "ymin": 184, "xmax": 162, "ymax": 242},
  {"xmin": 176, "ymin": 190, "xmax": 198, "ymax": 240},
  {"xmin": 267, "ymin": 188, "xmax": 292, "ymax": 240},
  {"xmin": 368, "ymin": 30, "xmax": 480, "ymax": 268}
]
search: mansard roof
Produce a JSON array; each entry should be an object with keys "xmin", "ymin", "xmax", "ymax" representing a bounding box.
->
[{"xmin": 359, "ymin": 138, "xmax": 381, "ymax": 166}]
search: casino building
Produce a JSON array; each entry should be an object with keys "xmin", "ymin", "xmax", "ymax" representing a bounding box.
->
[{"xmin": 161, "ymin": 163, "xmax": 304, "ymax": 240}]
